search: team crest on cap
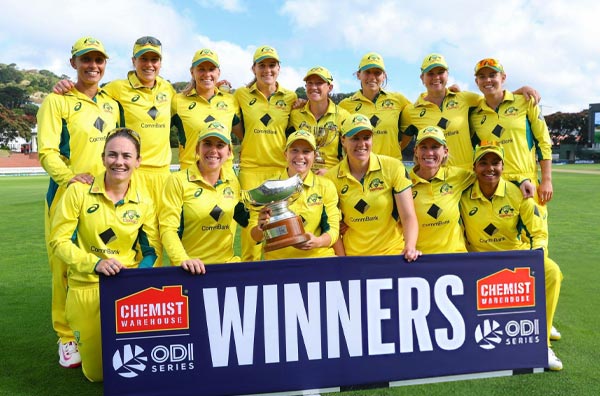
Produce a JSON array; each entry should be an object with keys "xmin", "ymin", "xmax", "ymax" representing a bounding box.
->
[
  {"xmin": 368, "ymin": 54, "xmax": 381, "ymax": 62},
  {"xmin": 207, "ymin": 121, "xmax": 226, "ymax": 132},
  {"xmin": 199, "ymin": 49, "xmax": 214, "ymax": 56}
]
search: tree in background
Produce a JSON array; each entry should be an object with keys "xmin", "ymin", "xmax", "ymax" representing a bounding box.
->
[{"xmin": 545, "ymin": 110, "xmax": 587, "ymax": 145}]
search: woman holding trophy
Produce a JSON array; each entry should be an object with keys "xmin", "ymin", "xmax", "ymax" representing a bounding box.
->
[
  {"xmin": 325, "ymin": 114, "xmax": 420, "ymax": 261},
  {"xmin": 287, "ymin": 66, "xmax": 350, "ymax": 175},
  {"xmin": 250, "ymin": 130, "xmax": 340, "ymax": 260}
]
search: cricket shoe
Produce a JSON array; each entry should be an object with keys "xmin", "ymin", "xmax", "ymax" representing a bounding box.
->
[
  {"xmin": 550, "ymin": 325, "xmax": 562, "ymax": 341},
  {"xmin": 548, "ymin": 347, "xmax": 563, "ymax": 371},
  {"xmin": 59, "ymin": 340, "xmax": 82, "ymax": 368}
]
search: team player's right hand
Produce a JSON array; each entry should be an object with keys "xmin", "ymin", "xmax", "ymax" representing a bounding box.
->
[
  {"xmin": 69, "ymin": 173, "xmax": 94, "ymax": 185},
  {"xmin": 181, "ymin": 259, "xmax": 206, "ymax": 275},
  {"xmin": 95, "ymin": 258, "xmax": 124, "ymax": 276},
  {"xmin": 53, "ymin": 79, "xmax": 75, "ymax": 95}
]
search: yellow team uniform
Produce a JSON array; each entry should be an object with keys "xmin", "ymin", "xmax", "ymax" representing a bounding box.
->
[
  {"xmin": 171, "ymin": 88, "xmax": 240, "ymax": 171},
  {"xmin": 410, "ymin": 166, "xmax": 474, "ymax": 253},
  {"xmin": 159, "ymin": 166, "xmax": 246, "ymax": 265},
  {"xmin": 49, "ymin": 174, "xmax": 159, "ymax": 382},
  {"xmin": 37, "ymin": 88, "xmax": 120, "ymax": 342},
  {"xmin": 287, "ymin": 100, "xmax": 350, "ymax": 169},
  {"xmin": 234, "ymin": 83, "xmax": 297, "ymax": 261},
  {"xmin": 401, "ymin": 90, "xmax": 480, "ymax": 169},
  {"xmin": 339, "ymin": 90, "xmax": 409, "ymax": 160},
  {"xmin": 102, "ymin": 72, "xmax": 176, "ymax": 203},
  {"xmin": 460, "ymin": 178, "xmax": 562, "ymax": 346},
  {"xmin": 325, "ymin": 153, "xmax": 412, "ymax": 256},
  {"xmin": 251, "ymin": 170, "xmax": 340, "ymax": 260}
]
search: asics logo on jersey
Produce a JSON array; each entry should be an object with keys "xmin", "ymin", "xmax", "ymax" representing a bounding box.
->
[
  {"xmin": 249, "ymin": 98, "xmax": 257, "ymax": 106},
  {"xmin": 341, "ymin": 185, "xmax": 349, "ymax": 194},
  {"xmin": 469, "ymin": 207, "xmax": 478, "ymax": 216},
  {"xmin": 87, "ymin": 204, "xmax": 100, "ymax": 213},
  {"xmin": 419, "ymin": 109, "xmax": 426, "ymax": 117},
  {"xmin": 74, "ymin": 102, "xmax": 82, "ymax": 111},
  {"xmin": 194, "ymin": 188, "xmax": 203, "ymax": 198},
  {"xmin": 132, "ymin": 95, "xmax": 140, "ymax": 103},
  {"xmin": 188, "ymin": 102, "xmax": 196, "ymax": 110}
]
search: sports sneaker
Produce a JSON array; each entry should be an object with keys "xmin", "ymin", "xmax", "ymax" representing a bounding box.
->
[
  {"xmin": 548, "ymin": 347, "xmax": 563, "ymax": 371},
  {"xmin": 58, "ymin": 340, "xmax": 82, "ymax": 368},
  {"xmin": 550, "ymin": 325, "xmax": 562, "ymax": 341}
]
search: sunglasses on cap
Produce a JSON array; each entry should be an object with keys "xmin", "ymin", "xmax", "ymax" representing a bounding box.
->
[
  {"xmin": 135, "ymin": 36, "xmax": 161, "ymax": 46},
  {"xmin": 475, "ymin": 58, "xmax": 503, "ymax": 72},
  {"xmin": 106, "ymin": 128, "xmax": 141, "ymax": 143}
]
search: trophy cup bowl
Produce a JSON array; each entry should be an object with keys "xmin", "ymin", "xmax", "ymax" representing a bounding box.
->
[
  {"xmin": 242, "ymin": 174, "xmax": 310, "ymax": 252},
  {"xmin": 313, "ymin": 126, "xmax": 337, "ymax": 171}
]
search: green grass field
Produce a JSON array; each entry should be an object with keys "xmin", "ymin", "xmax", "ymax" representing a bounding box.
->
[{"xmin": 1, "ymin": 167, "xmax": 599, "ymax": 396}]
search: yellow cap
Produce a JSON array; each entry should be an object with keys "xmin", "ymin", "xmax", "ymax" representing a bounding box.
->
[
  {"xmin": 421, "ymin": 53, "xmax": 449, "ymax": 73},
  {"xmin": 474, "ymin": 58, "xmax": 504, "ymax": 74},
  {"xmin": 416, "ymin": 126, "xmax": 447, "ymax": 146},
  {"xmin": 303, "ymin": 66, "xmax": 333, "ymax": 83},
  {"xmin": 133, "ymin": 36, "xmax": 162, "ymax": 58},
  {"xmin": 286, "ymin": 130, "xmax": 316, "ymax": 150},
  {"xmin": 342, "ymin": 113, "xmax": 373, "ymax": 137},
  {"xmin": 473, "ymin": 141, "xmax": 505, "ymax": 163},
  {"xmin": 198, "ymin": 121, "xmax": 231, "ymax": 144},
  {"xmin": 192, "ymin": 48, "xmax": 219, "ymax": 68},
  {"xmin": 71, "ymin": 37, "xmax": 108, "ymax": 58},
  {"xmin": 359, "ymin": 52, "xmax": 385, "ymax": 72},
  {"xmin": 253, "ymin": 45, "xmax": 279, "ymax": 63}
]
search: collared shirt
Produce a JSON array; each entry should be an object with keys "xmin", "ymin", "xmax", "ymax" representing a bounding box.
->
[
  {"xmin": 49, "ymin": 173, "xmax": 159, "ymax": 285},
  {"xmin": 159, "ymin": 165, "xmax": 243, "ymax": 265},
  {"xmin": 339, "ymin": 89, "xmax": 410, "ymax": 160},
  {"xmin": 37, "ymin": 89, "xmax": 120, "ymax": 188},
  {"xmin": 410, "ymin": 165, "xmax": 474, "ymax": 253},
  {"xmin": 469, "ymin": 91, "xmax": 552, "ymax": 182},
  {"xmin": 234, "ymin": 83, "xmax": 297, "ymax": 169},
  {"xmin": 460, "ymin": 178, "xmax": 547, "ymax": 252},
  {"xmin": 287, "ymin": 99, "xmax": 350, "ymax": 169},
  {"xmin": 102, "ymin": 71, "xmax": 176, "ymax": 169},
  {"xmin": 325, "ymin": 153, "xmax": 412, "ymax": 256},
  {"xmin": 401, "ymin": 89, "xmax": 481, "ymax": 170},
  {"xmin": 172, "ymin": 88, "xmax": 240, "ymax": 170}
]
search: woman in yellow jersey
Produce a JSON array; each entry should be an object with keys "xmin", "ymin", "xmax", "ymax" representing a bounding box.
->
[
  {"xmin": 287, "ymin": 66, "xmax": 350, "ymax": 175},
  {"xmin": 410, "ymin": 126, "xmax": 474, "ymax": 253},
  {"xmin": 250, "ymin": 130, "xmax": 340, "ymax": 260},
  {"xmin": 338, "ymin": 52, "xmax": 411, "ymax": 160},
  {"xmin": 49, "ymin": 128, "xmax": 160, "ymax": 382},
  {"xmin": 172, "ymin": 48, "xmax": 240, "ymax": 172},
  {"xmin": 38, "ymin": 36, "xmax": 120, "ymax": 368},
  {"xmin": 324, "ymin": 114, "xmax": 420, "ymax": 261},
  {"xmin": 233, "ymin": 45, "xmax": 298, "ymax": 261},
  {"xmin": 160, "ymin": 121, "xmax": 248, "ymax": 272},
  {"xmin": 459, "ymin": 142, "xmax": 563, "ymax": 371}
]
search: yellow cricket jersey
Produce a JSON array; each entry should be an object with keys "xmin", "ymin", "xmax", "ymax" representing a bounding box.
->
[
  {"xmin": 460, "ymin": 178, "xmax": 547, "ymax": 252},
  {"xmin": 252, "ymin": 170, "xmax": 340, "ymax": 260},
  {"xmin": 339, "ymin": 90, "xmax": 409, "ymax": 160},
  {"xmin": 287, "ymin": 100, "xmax": 350, "ymax": 169},
  {"xmin": 171, "ymin": 88, "xmax": 240, "ymax": 170},
  {"xmin": 410, "ymin": 166, "xmax": 474, "ymax": 253},
  {"xmin": 159, "ymin": 166, "xmax": 244, "ymax": 265},
  {"xmin": 49, "ymin": 174, "xmax": 160, "ymax": 285},
  {"xmin": 102, "ymin": 72, "xmax": 175, "ymax": 170},
  {"xmin": 401, "ymin": 90, "xmax": 480, "ymax": 169},
  {"xmin": 37, "ymin": 89, "xmax": 120, "ymax": 189},
  {"xmin": 324, "ymin": 153, "xmax": 412, "ymax": 256},
  {"xmin": 234, "ymin": 83, "xmax": 297, "ymax": 170},
  {"xmin": 469, "ymin": 92, "xmax": 553, "ymax": 182}
]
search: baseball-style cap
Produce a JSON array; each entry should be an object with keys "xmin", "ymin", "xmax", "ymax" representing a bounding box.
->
[
  {"xmin": 253, "ymin": 45, "xmax": 279, "ymax": 63},
  {"xmin": 192, "ymin": 48, "xmax": 219, "ymax": 68},
  {"xmin": 303, "ymin": 66, "xmax": 333, "ymax": 83},
  {"xmin": 416, "ymin": 126, "xmax": 447, "ymax": 146},
  {"xmin": 132, "ymin": 36, "xmax": 162, "ymax": 58},
  {"xmin": 342, "ymin": 113, "xmax": 373, "ymax": 137},
  {"xmin": 421, "ymin": 53, "xmax": 449, "ymax": 74},
  {"xmin": 474, "ymin": 58, "xmax": 504, "ymax": 74},
  {"xmin": 71, "ymin": 37, "xmax": 108, "ymax": 58},
  {"xmin": 473, "ymin": 141, "xmax": 504, "ymax": 163},
  {"xmin": 358, "ymin": 52, "xmax": 385, "ymax": 72},
  {"xmin": 198, "ymin": 121, "xmax": 231, "ymax": 145},
  {"xmin": 286, "ymin": 130, "xmax": 316, "ymax": 150}
]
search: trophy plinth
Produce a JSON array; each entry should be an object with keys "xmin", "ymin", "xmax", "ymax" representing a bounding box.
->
[{"xmin": 243, "ymin": 175, "xmax": 310, "ymax": 252}]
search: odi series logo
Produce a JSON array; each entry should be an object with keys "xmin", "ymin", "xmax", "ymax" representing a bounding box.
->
[{"xmin": 115, "ymin": 286, "xmax": 189, "ymax": 333}]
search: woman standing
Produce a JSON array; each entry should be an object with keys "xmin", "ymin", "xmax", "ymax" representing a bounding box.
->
[
  {"xmin": 410, "ymin": 126, "xmax": 474, "ymax": 253},
  {"xmin": 233, "ymin": 45, "xmax": 297, "ymax": 261},
  {"xmin": 324, "ymin": 114, "xmax": 420, "ymax": 261},
  {"xmin": 160, "ymin": 121, "xmax": 247, "ymax": 271},
  {"xmin": 339, "ymin": 52, "xmax": 411, "ymax": 160},
  {"xmin": 459, "ymin": 142, "xmax": 563, "ymax": 371},
  {"xmin": 49, "ymin": 128, "xmax": 160, "ymax": 381},
  {"xmin": 250, "ymin": 130, "xmax": 340, "ymax": 259}
]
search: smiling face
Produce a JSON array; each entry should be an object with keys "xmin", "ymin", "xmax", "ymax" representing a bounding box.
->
[
  {"xmin": 196, "ymin": 136, "xmax": 231, "ymax": 172},
  {"xmin": 415, "ymin": 138, "xmax": 448, "ymax": 172},
  {"xmin": 252, "ymin": 58, "xmax": 280, "ymax": 86},
  {"xmin": 342, "ymin": 130, "xmax": 373, "ymax": 163},
  {"xmin": 305, "ymin": 75, "xmax": 332, "ymax": 103},
  {"xmin": 474, "ymin": 152, "xmax": 503, "ymax": 187},
  {"xmin": 420, "ymin": 66, "xmax": 448, "ymax": 96},
  {"xmin": 191, "ymin": 61, "xmax": 220, "ymax": 94},
  {"xmin": 70, "ymin": 51, "xmax": 106, "ymax": 87},
  {"xmin": 132, "ymin": 51, "xmax": 161, "ymax": 87},
  {"xmin": 285, "ymin": 139, "xmax": 315, "ymax": 178},
  {"xmin": 475, "ymin": 68, "xmax": 506, "ymax": 98},
  {"xmin": 102, "ymin": 136, "xmax": 140, "ymax": 184},
  {"xmin": 357, "ymin": 67, "xmax": 385, "ymax": 93}
]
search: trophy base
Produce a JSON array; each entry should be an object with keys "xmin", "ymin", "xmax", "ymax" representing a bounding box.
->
[{"xmin": 263, "ymin": 216, "xmax": 311, "ymax": 252}]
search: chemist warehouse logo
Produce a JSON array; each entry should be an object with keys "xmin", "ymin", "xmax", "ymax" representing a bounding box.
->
[
  {"xmin": 477, "ymin": 267, "xmax": 535, "ymax": 310},
  {"xmin": 115, "ymin": 286, "xmax": 189, "ymax": 334}
]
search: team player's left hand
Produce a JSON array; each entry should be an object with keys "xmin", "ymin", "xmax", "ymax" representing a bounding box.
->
[
  {"xmin": 519, "ymin": 180, "xmax": 536, "ymax": 199},
  {"xmin": 401, "ymin": 247, "xmax": 422, "ymax": 263},
  {"xmin": 69, "ymin": 173, "xmax": 94, "ymax": 185},
  {"xmin": 96, "ymin": 258, "xmax": 124, "ymax": 276},
  {"xmin": 294, "ymin": 232, "xmax": 321, "ymax": 250},
  {"xmin": 538, "ymin": 179, "xmax": 553, "ymax": 205},
  {"xmin": 181, "ymin": 259, "xmax": 206, "ymax": 275}
]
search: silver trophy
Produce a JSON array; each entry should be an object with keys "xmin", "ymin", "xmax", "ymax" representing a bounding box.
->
[{"xmin": 242, "ymin": 174, "xmax": 310, "ymax": 252}]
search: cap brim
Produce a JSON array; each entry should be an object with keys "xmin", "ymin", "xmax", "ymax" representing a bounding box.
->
[
  {"xmin": 422, "ymin": 64, "xmax": 448, "ymax": 73},
  {"xmin": 359, "ymin": 63, "xmax": 384, "ymax": 72},
  {"xmin": 134, "ymin": 48, "xmax": 161, "ymax": 58},
  {"xmin": 416, "ymin": 136, "xmax": 446, "ymax": 146},
  {"xmin": 344, "ymin": 126, "xmax": 373, "ymax": 138},
  {"xmin": 192, "ymin": 58, "xmax": 219, "ymax": 68},
  {"xmin": 200, "ymin": 132, "xmax": 231, "ymax": 145},
  {"xmin": 474, "ymin": 149, "xmax": 503, "ymax": 163},
  {"xmin": 286, "ymin": 137, "xmax": 316, "ymax": 150},
  {"xmin": 254, "ymin": 56, "xmax": 279, "ymax": 64},
  {"xmin": 74, "ymin": 48, "xmax": 109, "ymax": 58}
]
